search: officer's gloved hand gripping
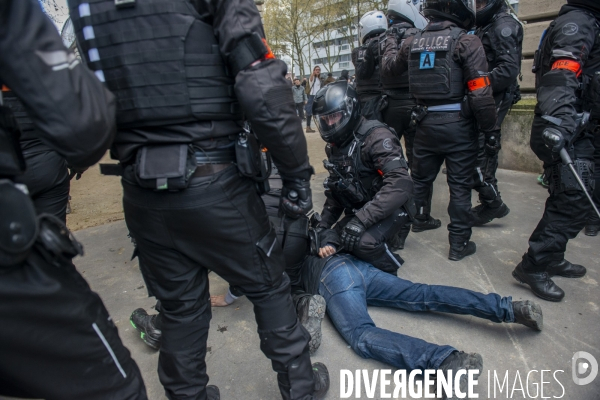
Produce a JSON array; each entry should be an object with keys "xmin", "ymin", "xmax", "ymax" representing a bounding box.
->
[{"xmin": 222, "ymin": 9, "xmax": 315, "ymax": 218}]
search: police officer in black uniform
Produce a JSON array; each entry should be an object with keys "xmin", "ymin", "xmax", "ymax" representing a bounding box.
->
[
  {"xmin": 352, "ymin": 10, "xmax": 387, "ymax": 120},
  {"xmin": 0, "ymin": 0, "xmax": 147, "ymax": 397},
  {"xmin": 313, "ymin": 81, "xmax": 414, "ymax": 275},
  {"xmin": 378, "ymin": 0, "xmax": 427, "ymax": 169},
  {"xmin": 588, "ymin": 130, "xmax": 600, "ymax": 236},
  {"xmin": 381, "ymin": 0, "xmax": 499, "ymax": 261},
  {"xmin": 512, "ymin": 0, "xmax": 599, "ymax": 302},
  {"xmin": 471, "ymin": 0, "xmax": 523, "ymax": 225},
  {"xmin": 68, "ymin": 0, "xmax": 329, "ymax": 399}
]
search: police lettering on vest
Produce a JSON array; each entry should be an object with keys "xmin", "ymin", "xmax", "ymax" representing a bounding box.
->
[{"xmin": 408, "ymin": 27, "xmax": 466, "ymax": 103}]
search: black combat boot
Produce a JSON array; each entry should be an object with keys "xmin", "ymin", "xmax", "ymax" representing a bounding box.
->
[
  {"xmin": 296, "ymin": 294, "xmax": 326, "ymax": 354},
  {"xmin": 389, "ymin": 223, "xmax": 411, "ymax": 251},
  {"xmin": 512, "ymin": 300, "xmax": 543, "ymax": 331},
  {"xmin": 448, "ymin": 241, "xmax": 476, "ymax": 261},
  {"xmin": 130, "ymin": 308, "xmax": 162, "ymax": 350},
  {"xmin": 546, "ymin": 259, "xmax": 587, "ymax": 278},
  {"xmin": 411, "ymin": 215, "xmax": 442, "ymax": 232},
  {"xmin": 512, "ymin": 262, "xmax": 565, "ymax": 302},
  {"xmin": 472, "ymin": 201, "xmax": 510, "ymax": 226},
  {"xmin": 206, "ymin": 385, "xmax": 220, "ymax": 400},
  {"xmin": 312, "ymin": 362, "xmax": 330, "ymax": 399},
  {"xmin": 585, "ymin": 223, "xmax": 599, "ymax": 236},
  {"xmin": 437, "ymin": 351, "xmax": 483, "ymax": 400}
]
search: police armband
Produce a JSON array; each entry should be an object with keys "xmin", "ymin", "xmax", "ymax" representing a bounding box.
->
[
  {"xmin": 0, "ymin": 180, "xmax": 38, "ymax": 268},
  {"xmin": 467, "ymin": 76, "xmax": 491, "ymax": 92},
  {"xmin": 228, "ymin": 32, "xmax": 275, "ymax": 76},
  {"xmin": 551, "ymin": 59, "xmax": 582, "ymax": 77},
  {"xmin": 380, "ymin": 157, "xmax": 408, "ymax": 174}
]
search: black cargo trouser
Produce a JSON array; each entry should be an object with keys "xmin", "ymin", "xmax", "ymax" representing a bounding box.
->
[
  {"xmin": 589, "ymin": 127, "xmax": 600, "ymax": 226},
  {"xmin": 472, "ymin": 90, "xmax": 513, "ymax": 204},
  {"xmin": 15, "ymin": 150, "xmax": 70, "ymax": 222},
  {"xmin": 522, "ymin": 117, "xmax": 595, "ymax": 271},
  {"xmin": 0, "ymin": 249, "xmax": 147, "ymax": 399},
  {"xmin": 334, "ymin": 207, "xmax": 410, "ymax": 275},
  {"xmin": 382, "ymin": 96, "xmax": 416, "ymax": 168},
  {"xmin": 412, "ymin": 112, "xmax": 478, "ymax": 244},
  {"xmin": 122, "ymin": 165, "xmax": 314, "ymax": 400}
]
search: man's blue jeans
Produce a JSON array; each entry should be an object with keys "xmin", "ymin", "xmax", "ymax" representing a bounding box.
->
[{"xmin": 318, "ymin": 254, "xmax": 514, "ymax": 371}]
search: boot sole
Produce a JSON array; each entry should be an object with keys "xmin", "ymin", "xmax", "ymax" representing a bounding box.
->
[
  {"xmin": 301, "ymin": 295, "xmax": 326, "ymax": 355},
  {"xmin": 444, "ymin": 354, "xmax": 483, "ymax": 400},
  {"xmin": 511, "ymin": 271, "xmax": 563, "ymax": 302},
  {"xmin": 548, "ymin": 271, "xmax": 587, "ymax": 278},
  {"xmin": 130, "ymin": 319, "xmax": 161, "ymax": 350},
  {"xmin": 474, "ymin": 205, "xmax": 510, "ymax": 226},
  {"xmin": 526, "ymin": 303, "xmax": 544, "ymax": 331}
]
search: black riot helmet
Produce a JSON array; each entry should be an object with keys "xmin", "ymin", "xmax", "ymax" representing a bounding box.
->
[
  {"xmin": 475, "ymin": 0, "xmax": 504, "ymax": 26},
  {"xmin": 312, "ymin": 81, "xmax": 361, "ymax": 146},
  {"xmin": 423, "ymin": 0, "xmax": 476, "ymax": 29},
  {"xmin": 567, "ymin": 0, "xmax": 600, "ymax": 14}
]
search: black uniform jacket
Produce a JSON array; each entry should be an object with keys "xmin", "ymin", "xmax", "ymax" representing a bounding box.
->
[
  {"xmin": 380, "ymin": 20, "xmax": 498, "ymax": 134},
  {"xmin": 321, "ymin": 122, "xmax": 413, "ymax": 229}
]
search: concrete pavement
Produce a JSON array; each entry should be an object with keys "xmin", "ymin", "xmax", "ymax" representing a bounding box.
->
[{"xmin": 57, "ymin": 168, "xmax": 600, "ymax": 399}]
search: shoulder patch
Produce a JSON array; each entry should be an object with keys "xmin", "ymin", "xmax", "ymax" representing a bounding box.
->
[
  {"xmin": 501, "ymin": 27, "xmax": 512, "ymax": 37},
  {"xmin": 562, "ymin": 22, "xmax": 579, "ymax": 36},
  {"xmin": 382, "ymin": 138, "xmax": 393, "ymax": 151}
]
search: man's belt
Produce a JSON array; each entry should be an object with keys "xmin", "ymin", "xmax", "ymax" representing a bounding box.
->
[{"xmin": 427, "ymin": 103, "xmax": 461, "ymax": 112}]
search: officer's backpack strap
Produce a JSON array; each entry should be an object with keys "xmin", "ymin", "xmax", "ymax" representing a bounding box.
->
[
  {"xmin": 0, "ymin": 180, "xmax": 38, "ymax": 268},
  {"xmin": 355, "ymin": 119, "xmax": 387, "ymax": 140}
]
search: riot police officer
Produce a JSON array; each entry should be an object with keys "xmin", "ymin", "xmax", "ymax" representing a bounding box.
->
[
  {"xmin": 381, "ymin": 0, "xmax": 499, "ymax": 261},
  {"xmin": 313, "ymin": 81, "xmax": 414, "ymax": 275},
  {"xmin": 378, "ymin": 0, "xmax": 427, "ymax": 169},
  {"xmin": 586, "ymin": 129, "xmax": 600, "ymax": 236},
  {"xmin": 512, "ymin": 0, "xmax": 599, "ymax": 302},
  {"xmin": 0, "ymin": 0, "xmax": 146, "ymax": 397},
  {"xmin": 471, "ymin": 0, "xmax": 523, "ymax": 225},
  {"xmin": 68, "ymin": 0, "xmax": 329, "ymax": 398},
  {"xmin": 375, "ymin": 0, "xmax": 427, "ymax": 250},
  {"xmin": 352, "ymin": 10, "xmax": 387, "ymax": 120}
]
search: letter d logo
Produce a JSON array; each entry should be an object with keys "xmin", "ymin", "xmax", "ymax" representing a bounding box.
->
[{"xmin": 572, "ymin": 351, "xmax": 598, "ymax": 385}]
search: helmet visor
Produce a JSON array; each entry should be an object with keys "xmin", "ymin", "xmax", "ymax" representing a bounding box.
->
[
  {"xmin": 314, "ymin": 96, "xmax": 354, "ymax": 140},
  {"xmin": 475, "ymin": 0, "xmax": 490, "ymax": 11},
  {"xmin": 466, "ymin": 0, "xmax": 476, "ymax": 13}
]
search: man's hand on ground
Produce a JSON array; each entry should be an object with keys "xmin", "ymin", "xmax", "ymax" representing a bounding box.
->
[
  {"xmin": 318, "ymin": 245, "xmax": 337, "ymax": 258},
  {"xmin": 210, "ymin": 295, "xmax": 230, "ymax": 307}
]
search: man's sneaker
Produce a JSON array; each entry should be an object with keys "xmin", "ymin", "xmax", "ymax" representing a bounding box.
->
[
  {"xmin": 546, "ymin": 259, "xmax": 587, "ymax": 278},
  {"xmin": 411, "ymin": 215, "xmax": 442, "ymax": 232},
  {"xmin": 448, "ymin": 241, "xmax": 476, "ymax": 261},
  {"xmin": 437, "ymin": 351, "xmax": 483, "ymax": 399},
  {"xmin": 512, "ymin": 263, "xmax": 564, "ymax": 302},
  {"xmin": 297, "ymin": 295, "xmax": 326, "ymax": 354},
  {"xmin": 537, "ymin": 173, "xmax": 549, "ymax": 188},
  {"xmin": 130, "ymin": 308, "xmax": 162, "ymax": 350},
  {"xmin": 206, "ymin": 385, "xmax": 220, "ymax": 400},
  {"xmin": 312, "ymin": 362, "xmax": 330, "ymax": 399},
  {"xmin": 472, "ymin": 202, "xmax": 510, "ymax": 226},
  {"xmin": 585, "ymin": 224, "xmax": 599, "ymax": 236},
  {"xmin": 512, "ymin": 300, "xmax": 543, "ymax": 331}
]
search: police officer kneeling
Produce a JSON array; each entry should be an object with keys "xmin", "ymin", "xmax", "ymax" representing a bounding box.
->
[{"xmin": 313, "ymin": 82, "xmax": 414, "ymax": 275}]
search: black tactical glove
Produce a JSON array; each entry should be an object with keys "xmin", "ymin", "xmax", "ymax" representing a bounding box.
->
[
  {"xmin": 542, "ymin": 127, "xmax": 566, "ymax": 155},
  {"xmin": 340, "ymin": 216, "xmax": 366, "ymax": 252},
  {"xmin": 68, "ymin": 165, "xmax": 88, "ymax": 180},
  {"xmin": 280, "ymin": 178, "xmax": 313, "ymax": 219},
  {"xmin": 484, "ymin": 131, "xmax": 501, "ymax": 156}
]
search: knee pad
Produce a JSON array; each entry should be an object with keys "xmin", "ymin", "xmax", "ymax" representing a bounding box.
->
[{"xmin": 547, "ymin": 160, "xmax": 594, "ymax": 194}]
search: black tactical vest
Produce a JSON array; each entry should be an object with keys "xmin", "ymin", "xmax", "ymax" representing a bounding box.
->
[
  {"xmin": 534, "ymin": 9, "xmax": 600, "ymax": 117},
  {"xmin": 69, "ymin": 0, "xmax": 242, "ymax": 128},
  {"xmin": 355, "ymin": 38, "xmax": 381, "ymax": 98},
  {"xmin": 325, "ymin": 120, "xmax": 387, "ymax": 210},
  {"xmin": 408, "ymin": 26, "xmax": 465, "ymax": 104},
  {"xmin": 379, "ymin": 24, "xmax": 420, "ymax": 93}
]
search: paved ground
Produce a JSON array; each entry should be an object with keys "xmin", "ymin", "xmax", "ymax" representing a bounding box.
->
[{"xmin": 27, "ymin": 167, "xmax": 596, "ymax": 400}]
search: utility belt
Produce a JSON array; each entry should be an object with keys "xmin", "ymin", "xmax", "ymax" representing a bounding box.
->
[
  {"xmin": 410, "ymin": 103, "xmax": 462, "ymax": 127},
  {"xmin": 0, "ymin": 179, "xmax": 83, "ymax": 269},
  {"xmin": 546, "ymin": 159, "xmax": 595, "ymax": 195},
  {"xmin": 100, "ymin": 130, "xmax": 271, "ymax": 193}
]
